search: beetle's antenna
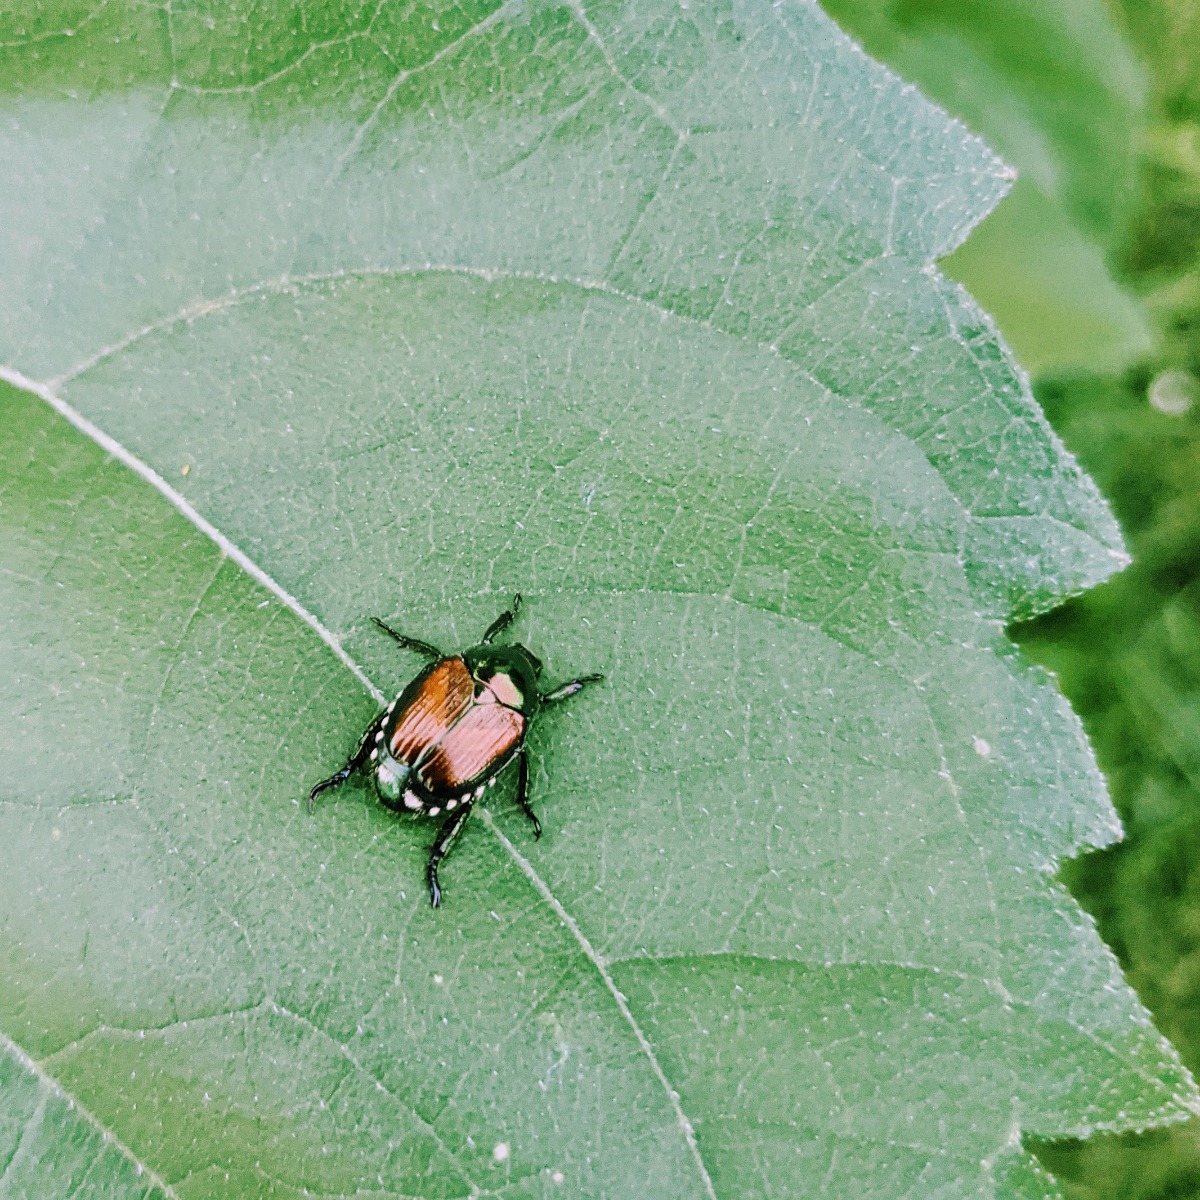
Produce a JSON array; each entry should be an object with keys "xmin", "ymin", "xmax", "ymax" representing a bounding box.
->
[{"xmin": 481, "ymin": 593, "xmax": 522, "ymax": 644}]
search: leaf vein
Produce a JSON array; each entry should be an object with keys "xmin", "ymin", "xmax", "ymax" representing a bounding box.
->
[
  {"xmin": 477, "ymin": 807, "xmax": 719, "ymax": 1198},
  {"xmin": 0, "ymin": 1027, "xmax": 180, "ymax": 1200}
]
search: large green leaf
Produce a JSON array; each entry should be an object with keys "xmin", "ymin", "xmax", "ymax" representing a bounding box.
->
[{"xmin": 0, "ymin": 2, "xmax": 1193, "ymax": 1197}]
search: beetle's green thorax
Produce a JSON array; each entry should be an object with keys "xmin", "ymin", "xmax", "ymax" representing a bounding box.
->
[{"xmin": 463, "ymin": 643, "xmax": 542, "ymax": 714}]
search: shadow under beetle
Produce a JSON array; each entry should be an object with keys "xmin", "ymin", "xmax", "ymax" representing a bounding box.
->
[{"xmin": 308, "ymin": 594, "xmax": 602, "ymax": 907}]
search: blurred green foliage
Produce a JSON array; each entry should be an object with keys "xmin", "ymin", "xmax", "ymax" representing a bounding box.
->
[
  {"xmin": 1022, "ymin": 2, "xmax": 1200, "ymax": 1193},
  {"xmin": 1026, "ymin": 368, "xmax": 1200, "ymax": 1200},
  {"xmin": 827, "ymin": 1, "xmax": 1200, "ymax": 1197},
  {"xmin": 820, "ymin": 0, "xmax": 1154, "ymax": 373}
]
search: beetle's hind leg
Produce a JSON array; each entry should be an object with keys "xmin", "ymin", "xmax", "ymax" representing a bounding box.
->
[
  {"xmin": 513, "ymin": 748, "xmax": 541, "ymax": 839},
  {"xmin": 308, "ymin": 708, "xmax": 387, "ymax": 813},
  {"xmin": 427, "ymin": 801, "xmax": 475, "ymax": 908},
  {"xmin": 480, "ymin": 593, "xmax": 522, "ymax": 644},
  {"xmin": 541, "ymin": 673, "xmax": 604, "ymax": 704},
  {"xmin": 370, "ymin": 616, "xmax": 443, "ymax": 659}
]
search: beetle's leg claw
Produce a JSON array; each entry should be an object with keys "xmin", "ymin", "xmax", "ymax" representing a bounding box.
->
[
  {"xmin": 308, "ymin": 708, "xmax": 389, "ymax": 812},
  {"xmin": 481, "ymin": 593, "xmax": 522, "ymax": 644},
  {"xmin": 307, "ymin": 768, "xmax": 349, "ymax": 813},
  {"xmin": 425, "ymin": 802, "xmax": 474, "ymax": 910},
  {"xmin": 513, "ymin": 749, "xmax": 541, "ymax": 838},
  {"xmin": 541, "ymin": 673, "xmax": 604, "ymax": 704}
]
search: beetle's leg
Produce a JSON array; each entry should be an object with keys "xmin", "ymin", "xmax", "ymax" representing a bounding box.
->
[
  {"xmin": 513, "ymin": 747, "xmax": 541, "ymax": 839},
  {"xmin": 480, "ymin": 593, "xmax": 522, "ymax": 644},
  {"xmin": 540, "ymin": 673, "xmax": 604, "ymax": 704},
  {"xmin": 308, "ymin": 708, "xmax": 387, "ymax": 813},
  {"xmin": 370, "ymin": 617, "xmax": 443, "ymax": 659},
  {"xmin": 427, "ymin": 801, "xmax": 475, "ymax": 908}
]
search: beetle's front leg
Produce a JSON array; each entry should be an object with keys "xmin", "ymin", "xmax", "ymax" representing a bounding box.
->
[
  {"xmin": 480, "ymin": 593, "xmax": 522, "ymax": 644},
  {"xmin": 308, "ymin": 708, "xmax": 387, "ymax": 813},
  {"xmin": 513, "ymin": 748, "xmax": 541, "ymax": 839},
  {"xmin": 540, "ymin": 673, "xmax": 604, "ymax": 704},
  {"xmin": 427, "ymin": 801, "xmax": 475, "ymax": 908}
]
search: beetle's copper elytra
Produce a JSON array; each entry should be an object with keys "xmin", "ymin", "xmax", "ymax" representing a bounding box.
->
[{"xmin": 308, "ymin": 594, "xmax": 602, "ymax": 907}]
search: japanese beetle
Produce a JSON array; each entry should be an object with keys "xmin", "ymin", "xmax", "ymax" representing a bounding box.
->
[{"xmin": 308, "ymin": 594, "xmax": 602, "ymax": 907}]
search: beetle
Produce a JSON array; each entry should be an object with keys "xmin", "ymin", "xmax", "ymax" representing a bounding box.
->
[{"xmin": 308, "ymin": 594, "xmax": 602, "ymax": 907}]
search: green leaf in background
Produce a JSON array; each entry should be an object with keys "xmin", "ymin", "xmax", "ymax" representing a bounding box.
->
[
  {"xmin": 820, "ymin": 0, "xmax": 1154, "ymax": 374},
  {"xmin": 1016, "ymin": 363, "xmax": 1200, "ymax": 1200},
  {"xmin": 0, "ymin": 2, "xmax": 1193, "ymax": 1197}
]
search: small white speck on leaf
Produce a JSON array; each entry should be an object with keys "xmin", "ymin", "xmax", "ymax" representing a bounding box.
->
[
  {"xmin": 972, "ymin": 736, "xmax": 991, "ymax": 757},
  {"xmin": 493, "ymin": 1142, "xmax": 510, "ymax": 1163}
]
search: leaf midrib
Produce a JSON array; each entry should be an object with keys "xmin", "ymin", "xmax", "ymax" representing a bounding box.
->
[{"xmin": 0, "ymin": 365, "xmax": 721, "ymax": 1200}]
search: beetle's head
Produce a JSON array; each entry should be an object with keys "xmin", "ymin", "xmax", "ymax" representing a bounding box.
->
[
  {"xmin": 373, "ymin": 751, "xmax": 410, "ymax": 803},
  {"xmin": 464, "ymin": 642, "xmax": 542, "ymax": 713}
]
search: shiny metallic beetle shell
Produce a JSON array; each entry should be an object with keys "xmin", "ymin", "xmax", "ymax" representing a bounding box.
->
[
  {"xmin": 308, "ymin": 593, "xmax": 602, "ymax": 907},
  {"xmin": 369, "ymin": 643, "xmax": 543, "ymax": 817}
]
